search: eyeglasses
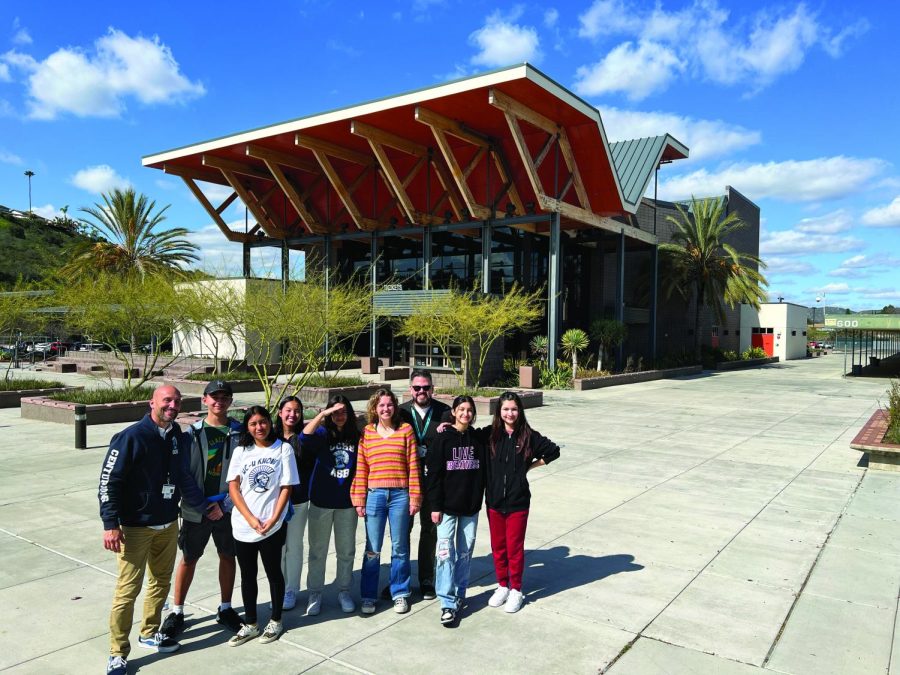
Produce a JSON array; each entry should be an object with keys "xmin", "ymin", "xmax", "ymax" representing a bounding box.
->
[{"xmin": 411, "ymin": 385, "xmax": 432, "ymax": 392}]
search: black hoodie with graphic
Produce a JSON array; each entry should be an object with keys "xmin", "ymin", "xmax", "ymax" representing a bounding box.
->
[{"xmin": 426, "ymin": 426, "xmax": 486, "ymax": 517}]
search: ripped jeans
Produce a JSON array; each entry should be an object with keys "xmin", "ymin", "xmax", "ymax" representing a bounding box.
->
[
  {"xmin": 434, "ymin": 513, "xmax": 478, "ymax": 610},
  {"xmin": 360, "ymin": 488, "xmax": 410, "ymax": 602}
]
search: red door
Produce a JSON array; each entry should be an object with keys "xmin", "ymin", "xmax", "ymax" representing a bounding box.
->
[{"xmin": 751, "ymin": 333, "xmax": 774, "ymax": 356}]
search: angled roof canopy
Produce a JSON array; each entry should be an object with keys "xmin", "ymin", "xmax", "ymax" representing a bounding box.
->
[{"xmin": 143, "ymin": 64, "xmax": 688, "ymax": 246}]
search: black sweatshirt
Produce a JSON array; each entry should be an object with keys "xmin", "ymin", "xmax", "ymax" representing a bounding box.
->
[
  {"xmin": 484, "ymin": 427, "xmax": 560, "ymax": 513},
  {"xmin": 426, "ymin": 426, "xmax": 486, "ymax": 517}
]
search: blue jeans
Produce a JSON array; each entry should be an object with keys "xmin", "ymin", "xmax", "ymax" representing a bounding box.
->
[
  {"xmin": 361, "ymin": 488, "xmax": 411, "ymax": 602},
  {"xmin": 434, "ymin": 513, "xmax": 478, "ymax": 610}
]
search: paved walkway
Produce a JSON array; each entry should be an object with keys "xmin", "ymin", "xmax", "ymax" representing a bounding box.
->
[{"xmin": 1, "ymin": 356, "xmax": 897, "ymax": 674}]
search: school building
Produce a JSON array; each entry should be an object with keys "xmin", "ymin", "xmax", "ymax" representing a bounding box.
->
[{"xmin": 143, "ymin": 64, "xmax": 761, "ymax": 370}]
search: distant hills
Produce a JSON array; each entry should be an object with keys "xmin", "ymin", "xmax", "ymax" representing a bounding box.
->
[{"xmin": 0, "ymin": 207, "xmax": 96, "ymax": 288}]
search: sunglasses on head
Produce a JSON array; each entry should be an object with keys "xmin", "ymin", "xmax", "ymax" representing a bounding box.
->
[{"xmin": 411, "ymin": 385, "xmax": 432, "ymax": 392}]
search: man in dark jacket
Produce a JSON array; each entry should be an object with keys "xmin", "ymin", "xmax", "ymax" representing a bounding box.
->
[
  {"xmin": 100, "ymin": 385, "xmax": 208, "ymax": 675},
  {"xmin": 397, "ymin": 369, "xmax": 450, "ymax": 600}
]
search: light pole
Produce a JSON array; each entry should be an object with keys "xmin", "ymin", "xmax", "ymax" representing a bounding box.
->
[{"xmin": 24, "ymin": 170, "xmax": 35, "ymax": 213}]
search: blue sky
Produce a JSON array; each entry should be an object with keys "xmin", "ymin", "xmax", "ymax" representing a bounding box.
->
[{"xmin": 1, "ymin": 0, "xmax": 898, "ymax": 310}]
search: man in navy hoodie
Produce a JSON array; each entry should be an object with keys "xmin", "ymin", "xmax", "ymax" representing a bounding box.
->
[{"xmin": 99, "ymin": 386, "xmax": 208, "ymax": 675}]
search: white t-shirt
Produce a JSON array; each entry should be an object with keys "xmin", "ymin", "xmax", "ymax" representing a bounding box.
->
[{"xmin": 226, "ymin": 439, "xmax": 299, "ymax": 543}]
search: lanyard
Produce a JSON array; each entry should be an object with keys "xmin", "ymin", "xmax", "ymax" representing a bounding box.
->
[{"xmin": 410, "ymin": 407, "xmax": 433, "ymax": 444}]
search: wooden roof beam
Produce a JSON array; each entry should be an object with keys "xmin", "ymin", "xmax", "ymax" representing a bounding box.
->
[
  {"xmin": 295, "ymin": 134, "xmax": 374, "ymax": 167},
  {"xmin": 202, "ymin": 154, "xmax": 272, "ymax": 182},
  {"xmin": 308, "ymin": 149, "xmax": 379, "ymax": 231},
  {"xmin": 163, "ymin": 163, "xmax": 230, "ymax": 186},
  {"xmin": 246, "ymin": 145, "xmax": 327, "ymax": 234},
  {"xmin": 538, "ymin": 196, "xmax": 655, "ymax": 245},
  {"xmin": 178, "ymin": 176, "xmax": 252, "ymax": 243},
  {"xmin": 245, "ymin": 144, "xmax": 319, "ymax": 174},
  {"xmin": 202, "ymin": 159, "xmax": 282, "ymax": 238}
]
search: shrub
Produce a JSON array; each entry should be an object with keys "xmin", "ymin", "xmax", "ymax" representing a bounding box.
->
[
  {"xmin": 540, "ymin": 365, "xmax": 573, "ymax": 389},
  {"xmin": 574, "ymin": 368, "xmax": 611, "ymax": 379},
  {"xmin": 722, "ymin": 350, "xmax": 740, "ymax": 362},
  {"xmin": 885, "ymin": 380, "xmax": 900, "ymax": 444},
  {"xmin": 49, "ymin": 386, "xmax": 156, "ymax": 404},
  {"xmin": 0, "ymin": 378, "xmax": 66, "ymax": 391},
  {"xmin": 742, "ymin": 346, "xmax": 767, "ymax": 360},
  {"xmin": 438, "ymin": 386, "xmax": 505, "ymax": 397},
  {"xmin": 185, "ymin": 370, "xmax": 262, "ymax": 382},
  {"xmin": 301, "ymin": 375, "xmax": 365, "ymax": 388}
]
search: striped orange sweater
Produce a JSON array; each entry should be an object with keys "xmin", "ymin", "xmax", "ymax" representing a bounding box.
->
[{"xmin": 350, "ymin": 422, "xmax": 421, "ymax": 508}]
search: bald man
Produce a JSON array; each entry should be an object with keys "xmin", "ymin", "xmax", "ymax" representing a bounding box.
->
[{"xmin": 99, "ymin": 386, "xmax": 209, "ymax": 675}]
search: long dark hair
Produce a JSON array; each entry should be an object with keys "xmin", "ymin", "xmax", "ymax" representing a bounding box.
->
[
  {"xmin": 324, "ymin": 394, "xmax": 360, "ymax": 445},
  {"xmin": 490, "ymin": 391, "xmax": 532, "ymax": 459},
  {"xmin": 366, "ymin": 388, "xmax": 403, "ymax": 428},
  {"xmin": 273, "ymin": 396, "xmax": 303, "ymax": 439},
  {"xmin": 239, "ymin": 405, "xmax": 277, "ymax": 447}
]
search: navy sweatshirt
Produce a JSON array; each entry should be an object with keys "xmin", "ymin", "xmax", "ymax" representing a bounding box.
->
[
  {"xmin": 426, "ymin": 426, "xmax": 486, "ymax": 517},
  {"xmin": 301, "ymin": 426, "xmax": 358, "ymax": 510},
  {"xmin": 484, "ymin": 427, "xmax": 560, "ymax": 513},
  {"xmin": 98, "ymin": 414, "xmax": 207, "ymax": 529}
]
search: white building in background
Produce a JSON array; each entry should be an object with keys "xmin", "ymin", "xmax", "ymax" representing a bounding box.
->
[
  {"xmin": 173, "ymin": 277, "xmax": 282, "ymax": 363},
  {"xmin": 740, "ymin": 302, "xmax": 809, "ymax": 361}
]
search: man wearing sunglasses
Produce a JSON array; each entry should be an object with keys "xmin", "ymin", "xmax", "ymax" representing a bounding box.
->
[{"xmin": 393, "ymin": 369, "xmax": 450, "ymax": 601}]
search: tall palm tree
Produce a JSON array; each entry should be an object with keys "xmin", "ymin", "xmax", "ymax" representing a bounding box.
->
[
  {"xmin": 660, "ymin": 196, "xmax": 768, "ymax": 361},
  {"xmin": 63, "ymin": 188, "xmax": 199, "ymax": 279}
]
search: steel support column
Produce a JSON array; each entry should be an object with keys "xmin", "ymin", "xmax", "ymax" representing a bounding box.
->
[
  {"xmin": 324, "ymin": 234, "xmax": 332, "ymax": 357},
  {"xmin": 281, "ymin": 240, "xmax": 289, "ymax": 293},
  {"xmin": 369, "ymin": 233, "xmax": 378, "ymax": 358},
  {"xmin": 481, "ymin": 220, "xmax": 492, "ymax": 294},
  {"xmin": 423, "ymin": 225, "xmax": 432, "ymax": 290},
  {"xmin": 650, "ymin": 244, "xmax": 659, "ymax": 362},
  {"xmin": 548, "ymin": 212, "xmax": 561, "ymax": 369},
  {"xmin": 242, "ymin": 241, "xmax": 252, "ymax": 278},
  {"xmin": 616, "ymin": 229, "xmax": 625, "ymax": 370}
]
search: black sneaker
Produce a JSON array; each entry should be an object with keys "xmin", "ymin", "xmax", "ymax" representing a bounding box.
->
[
  {"xmin": 160, "ymin": 611, "xmax": 184, "ymax": 638},
  {"xmin": 217, "ymin": 606, "xmax": 242, "ymax": 632},
  {"xmin": 137, "ymin": 631, "xmax": 180, "ymax": 653},
  {"xmin": 380, "ymin": 585, "xmax": 392, "ymax": 601},
  {"xmin": 421, "ymin": 582, "xmax": 436, "ymax": 600},
  {"xmin": 440, "ymin": 607, "xmax": 456, "ymax": 625}
]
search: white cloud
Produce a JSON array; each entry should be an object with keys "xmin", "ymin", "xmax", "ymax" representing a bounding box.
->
[
  {"xmin": 578, "ymin": 0, "xmax": 642, "ymax": 38},
  {"xmin": 760, "ymin": 230, "xmax": 863, "ymax": 256},
  {"xmin": 764, "ymin": 256, "xmax": 816, "ymax": 275},
  {"xmin": 2, "ymin": 28, "xmax": 204, "ymax": 119},
  {"xmin": 861, "ymin": 196, "xmax": 900, "ymax": 227},
  {"xmin": 32, "ymin": 204, "xmax": 63, "ymax": 219},
  {"xmin": 0, "ymin": 62, "xmax": 10, "ymax": 82},
  {"xmin": 11, "ymin": 17, "xmax": 32, "ymax": 46},
  {"xmin": 574, "ymin": 1, "xmax": 868, "ymax": 99},
  {"xmin": 544, "ymin": 8, "xmax": 559, "ymax": 28},
  {"xmin": 659, "ymin": 156, "xmax": 887, "ymax": 203},
  {"xmin": 70, "ymin": 164, "xmax": 131, "ymax": 194},
  {"xmin": 794, "ymin": 209, "xmax": 853, "ymax": 234},
  {"xmin": 815, "ymin": 282, "xmax": 850, "ymax": 295},
  {"xmin": 858, "ymin": 288, "xmax": 900, "ymax": 300},
  {"xmin": 599, "ymin": 106, "xmax": 760, "ymax": 160},
  {"xmin": 199, "ymin": 182, "xmax": 235, "ymax": 205},
  {"xmin": 829, "ymin": 253, "xmax": 900, "ymax": 278},
  {"xmin": 0, "ymin": 149, "xmax": 23, "ymax": 165},
  {"xmin": 469, "ymin": 10, "xmax": 542, "ymax": 67},
  {"xmin": 189, "ymin": 222, "xmax": 296, "ymax": 278},
  {"xmin": 574, "ymin": 40, "xmax": 683, "ymax": 99}
]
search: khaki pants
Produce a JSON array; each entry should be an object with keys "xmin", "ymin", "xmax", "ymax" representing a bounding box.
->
[{"xmin": 108, "ymin": 523, "xmax": 178, "ymax": 657}]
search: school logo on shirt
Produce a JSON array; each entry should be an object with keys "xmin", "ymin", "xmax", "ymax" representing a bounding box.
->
[
  {"xmin": 330, "ymin": 442, "xmax": 354, "ymax": 483},
  {"xmin": 248, "ymin": 464, "xmax": 275, "ymax": 492}
]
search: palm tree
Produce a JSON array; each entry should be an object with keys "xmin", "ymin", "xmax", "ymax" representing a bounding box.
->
[
  {"xmin": 661, "ymin": 196, "xmax": 768, "ymax": 361},
  {"xmin": 589, "ymin": 318, "xmax": 627, "ymax": 372},
  {"xmin": 63, "ymin": 188, "xmax": 199, "ymax": 279}
]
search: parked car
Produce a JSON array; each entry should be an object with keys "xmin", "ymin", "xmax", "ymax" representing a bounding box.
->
[
  {"xmin": 45, "ymin": 341, "xmax": 72, "ymax": 355},
  {"xmin": 78, "ymin": 343, "xmax": 110, "ymax": 352}
]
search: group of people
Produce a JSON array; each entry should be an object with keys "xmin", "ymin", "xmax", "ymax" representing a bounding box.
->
[{"xmin": 98, "ymin": 369, "xmax": 559, "ymax": 674}]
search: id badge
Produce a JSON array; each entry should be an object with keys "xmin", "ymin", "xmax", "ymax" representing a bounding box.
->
[
  {"xmin": 161, "ymin": 483, "xmax": 176, "ymax": 500},
  {"xmin": 418, "ymin": 443, "xmax": 428, "ymax": 458}
]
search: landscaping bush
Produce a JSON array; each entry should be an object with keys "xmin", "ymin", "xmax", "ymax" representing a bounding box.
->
[
  {"xmin": 49, "ymin": 386, "xmax": 156, "ymax": 404},
  {"xmin": 185, "ymin": 370, "xmax": 262, "ymax": 382},
  {"xmin": 885, "ymin": 380, "xmax": 900, "ymax": 444},
  {"xmin": 722, "ymin": 350, "xmax": 740, "ymax": 362},
  {"xmin": 301, "ymin": 375, "xmax": 365, "ymax": 388},
  {"xmin": 655, "ymin": 349, "xmax": 699, "ymax": 369},
  {"xmin": 574, "ymin": 368, "xmax": 611, "ymax": 379},
  {"xmin": 540, "ymin": 365, "xmax": 573, "ymax": 390},
  {"xmin": 0, "ymin": 378, "xmax": 66, "ymax": 391},
  {"xmin": 742, "ymin": 346, "xmax": 767, "ymax": 360},
  {"xmin": 438, "ymin": 386, "xmax": 505, "ymax": 397}
]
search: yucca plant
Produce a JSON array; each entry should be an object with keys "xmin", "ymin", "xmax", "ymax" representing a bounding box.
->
[{"xmin": 560, "ymin": 328, "xmax": 590, "ymax": 378}]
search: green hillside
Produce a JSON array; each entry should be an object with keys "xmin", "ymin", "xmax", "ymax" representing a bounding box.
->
[{"xmin": 0, "ymin": 212, "xmax": 96, "ymax": 288}]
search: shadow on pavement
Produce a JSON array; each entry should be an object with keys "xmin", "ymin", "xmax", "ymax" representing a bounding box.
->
[{"xmin": 523, "ymin": 547, "xmax": 643, "ymax": 602}]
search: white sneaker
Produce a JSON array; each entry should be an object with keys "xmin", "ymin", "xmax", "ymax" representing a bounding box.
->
[
  {"xmin": 338, "ymin": 591, "xmax": 355, "ymax": 613},
  {"xmin": 488, "ymin": 586, "xmax": 510, "ymax": 607},
  {"xmin": 282, "ymin": 589, "xmax": 296, "ymax": 611},
  {"xmin": 306, "ymin": 591, "xmax": 322, "ymax": 616},
  {"xmin": 504, "ymin": 589, "xmax": 524, "ymax": 613},
  {"xmin": 227, "ymin": 623, "xmax": 259, "ymax": 647},
  {"xmin": 258, "ymin": 619, "xmax": 283, "ymax": 644},
  {"xmin": 107, "ymin": 655, "xmax": 127, "ymax": 675}
]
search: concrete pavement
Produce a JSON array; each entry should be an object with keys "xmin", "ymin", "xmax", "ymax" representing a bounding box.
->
[{"xmin": 0, "ymin": 355, "xmax": 897, "ymax": 674}]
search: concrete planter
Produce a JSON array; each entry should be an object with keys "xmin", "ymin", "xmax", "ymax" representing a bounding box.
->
[
  {"xmin": 519, "ymin": 365, "xmax": 540, "ymax": 389},
  {"xmin": 275, "ymin": 382, "xmax": 390, "ymax": 407},
  {"xmin": 574, "ymin": 365, "xmax": 702, "ymax": 391},
  {"xmin": 715, "ymin": 356, "xmax": 779, "ymax": 371},
  {"xmin": 427, "ymin": 389, "xmax": 544, "ymax": 417},
  {"xmin": 0, "ymin": 386, "xmax": 83, "ymax": 409},
  {"xmin": 850, "ymin": 409, "xmax": 900, "ymax": 471},
  {"xmin": 21, "ymin": 394, "xmax": 201, "ymax": 425},
  {"xmin": 162, "ymin": 377, "xmax": 273, "ymax": 395}
]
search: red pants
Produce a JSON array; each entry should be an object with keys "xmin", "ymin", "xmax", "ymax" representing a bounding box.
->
[{"xmin": 487, "ymin": 508, "xmax": 529, "ymax": 591}]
